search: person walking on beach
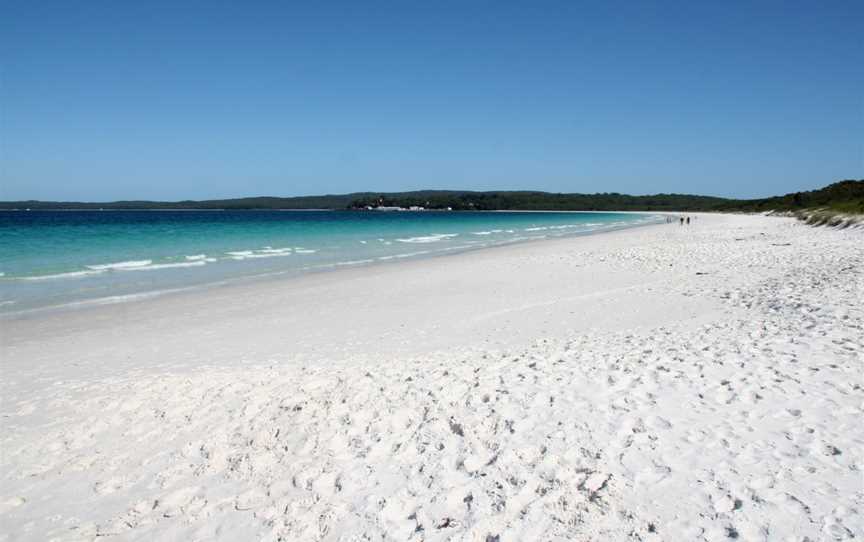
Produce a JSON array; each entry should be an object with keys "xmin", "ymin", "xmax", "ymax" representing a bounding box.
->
[
  {"xmin": 679, "ymin": 217, "xmax": 684, "ymax": 225},
  {"xmin": 686, "ymin": 216, "xmax": 690, "ymax": 225}
]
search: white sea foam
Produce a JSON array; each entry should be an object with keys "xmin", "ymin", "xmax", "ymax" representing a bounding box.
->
[
  {"xmin": 377, "ymin": 250, "xmax": 432, "ymax": 260},
  {"xmin": 53, "ymin": 288, "xmax": 197, "ymax": 310},
  {"xmin": 334, "ymin": 259, "xmax": 375, "ymax": 266},
  {"xmin": 394, "ymin": 250, "xmax": 431, "ymax": 259},
  {"xmin": 294, "ymin": 249, "xmax": 317, "ymax": 254},
  {"xmin": 67, "ymin": 291, "xmax": 167, "ymax": 307},
  {"xmin": 20, "ymin": 269, "xmax": 107, "ymax": 281},
  {"xmin": 396, "ymin": 233, "xmax": 459, "ymax": 244},
  {"xmin": 227, "ymin": 249, "xmax": 295, "ymax": 260},
  {"xmin": 524, "ymin": 227, "xmax": 548, "ymax": 232},
  {"xmin": 119, "ymin": 261, "xmax": 207, "ymax": 271},
  {"xmin": 446, "ymin": 245, "xmax": 478, "ymax": 251},
  {"xmin": 471, "ymin": 229, "xmax": 504, "ymax": 235},
  {"xmin": 185, "ymin": 255, "xmax": 218, "ymax": 263},
  {"xmin": 229, "ymin": 251, "xmax": 293, "ymax": 260},
  {"xmin": 86, "ymin": 260, "xmax": 153, "ymax": 271}
]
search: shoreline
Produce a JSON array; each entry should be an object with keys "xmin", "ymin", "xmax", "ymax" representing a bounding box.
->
[
  {"xmin": 1, "ymin": 213, "xmax": 861, "ymax": 540},
  {"xmin": 3, "ymin": 216, "xmax": 682, "ymax": 383},
  {"xmin": 0, "ymin": 213, "xmax": 665, "ymax": 319}
]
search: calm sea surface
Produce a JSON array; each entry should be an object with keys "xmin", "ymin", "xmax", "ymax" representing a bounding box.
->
[{"xmin": 0, "ymin": 210, "xmax": 661, "ymax": 313}]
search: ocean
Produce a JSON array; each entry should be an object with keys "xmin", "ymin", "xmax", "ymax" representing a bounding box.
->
[{"xmin": 0, "ymin": 210, "xmax": 662, "ymax": 314}]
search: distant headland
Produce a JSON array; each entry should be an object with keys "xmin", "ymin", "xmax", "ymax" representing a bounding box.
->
[{"xmin": 2, "ymin": 180, "xmax": 861, "ymax": 214}]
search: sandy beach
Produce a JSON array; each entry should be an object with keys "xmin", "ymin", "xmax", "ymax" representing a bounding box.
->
[{"xmin": 1, "ymin": 213, "xmax": 861, "ymax": 541}]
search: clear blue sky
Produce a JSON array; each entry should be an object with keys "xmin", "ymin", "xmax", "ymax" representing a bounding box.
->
[{"xmin": 2, "ymin": 1, "xmax": 861, "ymax": 201}]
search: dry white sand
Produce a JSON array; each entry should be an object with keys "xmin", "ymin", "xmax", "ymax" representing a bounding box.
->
[{"xmin": 1, "ymin": 213, "xmax": 862, "ymax": 541}]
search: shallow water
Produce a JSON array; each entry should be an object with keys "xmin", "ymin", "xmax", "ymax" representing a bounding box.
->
[{"xmin": 0, "ymin": 210, "xmax": 661, "ymax": 313}]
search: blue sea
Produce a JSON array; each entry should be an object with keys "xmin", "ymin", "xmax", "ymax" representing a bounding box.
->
[{"xmin": 0, "ymin": 210, "xmax": 662, "ymax": 313}]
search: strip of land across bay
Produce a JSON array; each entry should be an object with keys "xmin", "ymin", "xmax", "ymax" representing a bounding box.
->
[{"xmin": 3, "ymin": 179, "xmax": 862, "ymax": 214}]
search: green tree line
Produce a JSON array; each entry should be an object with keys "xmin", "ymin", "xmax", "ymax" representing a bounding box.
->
[{"xmin": 2, "ymin": 180, "xmax": 861, "ymax": 213}]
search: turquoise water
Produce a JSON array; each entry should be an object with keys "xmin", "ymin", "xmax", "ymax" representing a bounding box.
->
[{"xmin": 0, "ymin": 210, "xmax": 661, "ymax": 313}]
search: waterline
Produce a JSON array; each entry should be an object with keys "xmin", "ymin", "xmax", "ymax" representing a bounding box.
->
[{"xmin": 0, "ymin": 210, "xmax": 663, "ymax": 313}]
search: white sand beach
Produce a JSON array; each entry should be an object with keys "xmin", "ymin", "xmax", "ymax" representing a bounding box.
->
[{"xmin": 1, "ymin": 213, "xmax": 861, "ymax": 541}]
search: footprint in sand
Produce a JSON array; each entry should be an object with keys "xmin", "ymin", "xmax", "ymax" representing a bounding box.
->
[
  {"xmin": 156, "ymin": 486, "xmax": 203, "ymax": 518},
  {"xmin": 0, "ymin": 496, "xmax": 26, "ymax": 514},
  {"xmin": 94, "ymin": 476, "xmax": 127, "ymax": 495}
]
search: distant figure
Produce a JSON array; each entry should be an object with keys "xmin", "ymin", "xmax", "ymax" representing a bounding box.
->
[
  {"xmin": 679, "ymin": 217, "xmax": 684, "ymax": 225},
  {"xmin": 686, "ymin": 216, "xmax": 690, "ymax": 225}
]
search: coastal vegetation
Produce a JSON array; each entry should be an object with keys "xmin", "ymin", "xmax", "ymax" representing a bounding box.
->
[
  {"xmin": 2, "ymin": 180, "xmax": 861, "ymax": 214},
  {"xmin": 714, "ymin": 179, "xmax": 864, "ymax": 214}
]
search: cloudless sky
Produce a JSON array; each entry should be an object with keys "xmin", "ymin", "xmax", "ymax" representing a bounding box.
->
[{"xmin": 1, "ymin": 1, "xmax": 862, "ymax": 201}]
